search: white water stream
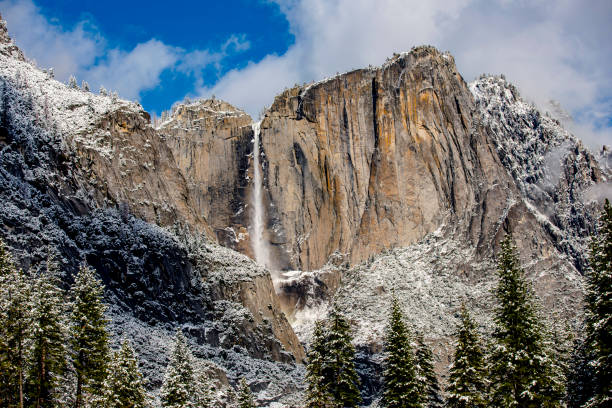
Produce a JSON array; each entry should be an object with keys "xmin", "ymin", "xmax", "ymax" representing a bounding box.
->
[{"xmin": 250, "ymin": 121, "xmax": 272, "ymax": 268}]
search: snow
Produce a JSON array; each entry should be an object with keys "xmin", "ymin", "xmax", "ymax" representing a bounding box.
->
[
  {"xmin": 0, "ymin": 47, "xmax": 146, "ymax": 160},
  {"xmin": 157, "ymin": 98, "xmax": 251, "ymax": 130},
  {"xmin": 470, "ymin": 74, "xmax": 609, "ymax": 272}
]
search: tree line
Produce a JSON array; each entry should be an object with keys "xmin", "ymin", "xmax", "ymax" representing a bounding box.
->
[
  {"xmin": 0, "ymin": 243, "xmax": 257, "ymax": 408},
  {"xmin": 304, "ymin": 201, "xmax": 612, "ymax": 408},
  {"xmin": 0, "ymin": 248, "xmax": 148, "ymax": 408}
]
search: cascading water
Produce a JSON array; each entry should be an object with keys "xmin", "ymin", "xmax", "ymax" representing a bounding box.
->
[{"xmin": 250, "ymin": 121, "xmax": 272, "ymax": 268}]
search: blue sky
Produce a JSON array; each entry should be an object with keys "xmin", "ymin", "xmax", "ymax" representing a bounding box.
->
[
  {"xmin": 28, "ymin": 0, "xmax": 293, "ymax": 114},
  {"xmin": 1, "ymin": 0, "xmax": 611, "ymax": 147}
]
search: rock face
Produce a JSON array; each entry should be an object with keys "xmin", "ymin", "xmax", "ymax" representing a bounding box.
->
[
  {"xmin": 471, "ymin": 75, "xmax": 608, "ymax": 272},
  {"xmin": 160, "ymin": 100, "xmax": 254, "ymax": 251},
  {"xmin": 260, "ymin": 48, "xmax": 522, "ymax": 270}
]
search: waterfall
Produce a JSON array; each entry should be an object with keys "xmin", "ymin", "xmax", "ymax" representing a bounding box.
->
[{"xmin": 250, "ymin": 121, "xmax": 271, "ymax": 268}]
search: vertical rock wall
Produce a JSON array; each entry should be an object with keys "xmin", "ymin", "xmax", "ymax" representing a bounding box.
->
[{"xmin": 260, "ymin": 47, "xmax": 516, "ymax": 270}]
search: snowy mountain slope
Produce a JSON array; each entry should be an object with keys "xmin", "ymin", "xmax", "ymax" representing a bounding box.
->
[{"xmin": 470, "ymin": 75, "xmax": 608, "ymax": 272}]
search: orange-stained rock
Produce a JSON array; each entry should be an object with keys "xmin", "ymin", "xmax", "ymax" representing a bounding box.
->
[{"xmin": 260, "ymin": 47, "xmax": 517, "ymax": 270}]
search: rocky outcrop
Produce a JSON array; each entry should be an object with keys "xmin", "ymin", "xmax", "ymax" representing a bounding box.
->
[
  {"xmin": 160, "ymin": 99, "xmax": 253, "ymax": 250},
  {"xmin": 0, "ymin": 15, "xmax": 24, "ymax": 61},
  {"xmin": 471, "ymin": 75, "xmax": 609, "ymax": 272},
  {"xmin": 71, "ymin": 106, "xmax": 211, "ymax": 232},
  {"xmin": 260, "ymin": 47, "xmax": 519, "ymax": 270}
]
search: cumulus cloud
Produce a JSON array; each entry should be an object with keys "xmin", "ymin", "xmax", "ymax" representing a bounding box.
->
[
  {"xmin": 84, "ymin": 40, "xmax": 181, "ymax": 100},
  {"xmin": 0, "ymin": 0, "xmax": 248, "ymax": 101},
  {"xmin": 201, "ymin": 0, "xmax": 612, "ymax": 148},
  {"xmin": 0, "ymin": 0, "xmax": 102, "ymax": 80}
]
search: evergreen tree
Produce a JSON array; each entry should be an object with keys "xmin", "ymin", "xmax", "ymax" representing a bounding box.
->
[
  {"xmin": 103, "ymin": 339, "xmax": 148, "ymax": 408},
  {"xmin": 160, "ymin": 330, "xmax": 196, "ymax": 408},
  {"xmin": 583, "ymin": 199, "xmax": 612, "ymax": 407},
  {"xmin": 304, "ymin": 320, "xmax": 333, "ymax": 408},
  {"xmin": 415, "ymin": 334, "xmax": 443, "ymax": 408},
  {"xmin": 193, "ymin": 364, "xmax": 214, "ymax": 408},
  {"xmin": 70, "ymin": 264, "xmax": 110, "ymax": 408},
  {"xmin": 237, "ymin": 377, "xmax": 256, "ymax": 408},
  {"xmin": 0, "ymin": 241, "xmax": 33, "ymax": 408},
  {"xmin": 28, "ymin": 254, "xmax": 68, "ymax": 408},
  {"xmin": 567, "ymin": 338, "xmax": 596, "ymax": 408},
  {"xmin": 322, "ymin": 308, "xmax": 361, "ymax": 407},
  {"xmin": 488, "ymin": 234, "xmax": 564, "ymax": 407},
  {"xmin": 382, "ymin": 296, "xmax": 421, "ymax": 408},
  {"xmin": 0, "ymin": 238, "xmax": 13, "ymax": 275},
  {"xmin": 446, "ymin": 304, "xmax": 488, "ymax": 408},
  {"xmin": 68, "ymin": 75, "xmax": 78, "ymax": 89},
  {"xmin": 0, "ymin": 238, "xmax": 17, "ymax": 407}
]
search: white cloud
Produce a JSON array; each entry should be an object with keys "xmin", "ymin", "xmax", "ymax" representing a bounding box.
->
[
  {"xmin": 201, "ymin": 0, "xmax": 612, "ymax": 148},
  {"xmin": 84, "ymin": 40, "xmax": 181, "ymax": 100},
  {"xmin": 0, "ymin": 0, "xmax": 248, "ymax": 102},
  {"xmin": 0, "ymin": 0, "xmax": 102, "ymax": 80}
]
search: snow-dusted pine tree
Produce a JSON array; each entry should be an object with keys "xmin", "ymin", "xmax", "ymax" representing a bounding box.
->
[
  {"xmin": 103, "ymin": 339, "xmax": 148, "ymax": 408},
  {"xmin": 323, "ymin": 307, "xmax": 361, "ymax": 407},
  {"xmin": 28, "ymin": 254, "xmax": 68, "ymax": 408},
  {"xmin": 304, "ymin": 320, "xmax": 333, "ymax": 408},
  {"xmin": 237, "ymin": 377, "xmax": 256, "ymax": 408},
  {"xmin": 567, "ymin": 338, "xmax": 596, "ymax": 408},
  {"xmin": 0, "ymin": 240, "xmax": 32, "ymax": 408},
  {"xmin": 488, "ymin": 234, "xmax": 565, "ymax": 407},
  {"xmin": 446, "ymin": 304, "xmax": 488, "ymax": 408},
  {"xmin": 0, "ymin": 238, "xmax": 13, "ymax": 275},
  {"xmin": 68, "ymin": 75, "xmax": 78, "ymax": 89},
  {"xmin": 382, "ymin": 296, "xmax": 421, "ymax": 408},
  {"xmin": 70, "ymin": 264, "xmax": 110, "ymax": 408},
  {"xmin": 583, "ymin": 199, "xmax": 612, "ymax": 408},
  {"xmin": 415, "ymin": 334, "xmax": 443, "ymax": 408},
  {"xmin": 160, "ymin": 329, "xmax": 196, "ymax": 408},
  {"xmin": 193, "ymin": 363, "xmax": 214, "ymax": 408}
]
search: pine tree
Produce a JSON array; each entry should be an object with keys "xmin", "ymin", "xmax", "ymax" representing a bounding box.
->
[
  {"xmin": 28, "ymin": 254, "xmax": 68, "ymax": 408},
  {"xmin": 0, "ymin": 241, "xmax": 32, "ymax": 408},
  {"xmin": 70, "ymin": 264, "xmax": 110, "ymax": 408},
  {"xmin": 446, "ymin": 304, "xmax": 488, "ymax": 408},
  {"xmin": 68, "ymin": 75, "xmax": 78, "ymax": 89},
  {"xmin": 237, "ymin": 377, "xmax": 256, "ymax": 408},
  {"xmin": 0, "ymin": 238, "xmax": 16, "ymax": 406},
  {"xmin": 193, "ymin": 363, "xmax": 214, "ymax": 408},
  {"xmin": 488, "ymin": 234, "xmax": 564, "ymax": 407},
  {"xmin": 160, "ymin": 330, "xmax": 196, "ymax": 408},
  {"xmin": 0, "ymin": 238, "xmax": 13, "ymax": 275},
  {"xmin": 322, "ymin": 307, "xmax": 361, "ymax": 407},
  {"xmin": 567, "ymin": 338, "xmax": 596, "ymax": 408},
  {"xmin": 103, "ymin": 339, "xmax": 148, "ymax": 408},
  {"xmin": 382, "ymin": 296, "xmax": 421, "ymax": 408},
  {"xmin": 415, "ymin": 334, "xmax": 443, "ymax": 408},
  {"xmin": 583, "ymin": 199, "xmax": 612, "ymax": 407},
  {"xmin": 304, "ymin": 320, "xmax": 333, "ymax": 408}
]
